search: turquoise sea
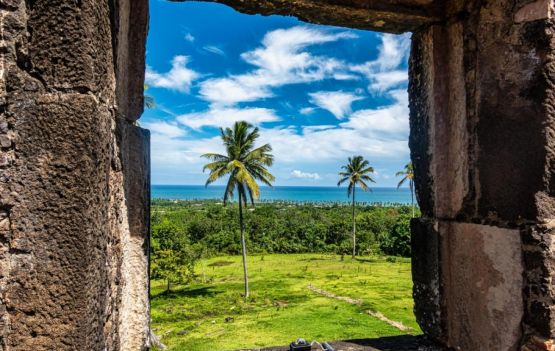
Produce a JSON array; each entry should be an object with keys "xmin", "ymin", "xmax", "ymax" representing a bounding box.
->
[{"xmin": 152, "ymin": 185, "xmax": 412, "ymax": 205}]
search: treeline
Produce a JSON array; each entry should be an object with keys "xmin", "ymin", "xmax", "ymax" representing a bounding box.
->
[{"xmin": 151, "ymin": 199, "xmax": 414, "ymax": 256}]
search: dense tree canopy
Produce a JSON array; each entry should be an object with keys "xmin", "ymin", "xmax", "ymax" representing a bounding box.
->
[{"xmin": 150, "ymin": 200, "xmax": 416, "ymax": 262}]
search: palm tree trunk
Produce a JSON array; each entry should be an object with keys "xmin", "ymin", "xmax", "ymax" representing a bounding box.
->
[
  {"xmin": 238, "ymin": 191, "xmax": 250, "ymax": 298},
  {"xmin": 410, "ymin": 180, "xmax": 415, "ymax": 218},
  {"xmin": 352, "ymin": 186, "xmax": 356, "ymax": 259}
]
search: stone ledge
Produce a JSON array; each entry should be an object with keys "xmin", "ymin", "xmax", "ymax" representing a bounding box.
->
[{"xmin": 243, "ymin": 335, "xmax": 444, "ymax": 351}]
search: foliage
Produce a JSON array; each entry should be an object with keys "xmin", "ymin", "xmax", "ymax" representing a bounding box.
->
[
  {"xmin": 378, "ymin": 215, "xmax": 412, "ymax": 257},
  {"xmin": 150, "ymin": 219, "xmax": 202, "ymax": 291},
  {"xmin": 144, "ymin": 83, "xmax": 156, "ymax": 109},
  {"xmin": 151, "ymin": 200, "xmax": 417, "ymax": 258}
]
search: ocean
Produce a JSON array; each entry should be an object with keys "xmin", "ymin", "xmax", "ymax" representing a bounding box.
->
[{"xmin": 152, "ymin": 185, "xmax": 412, "ymax": 205}]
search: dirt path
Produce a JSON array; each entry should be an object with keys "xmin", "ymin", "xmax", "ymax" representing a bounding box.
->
[{"xmin": 307, "ymin": 284, "xmax": 414, "ymax": 333}]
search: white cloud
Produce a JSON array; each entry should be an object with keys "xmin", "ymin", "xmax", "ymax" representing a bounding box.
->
[
  {"xmin": 184, "ymin": 33, "xmax": 195, "ymax": 42},
  {"xmin": 351, "ymin": 33, "xmax": 411, "ymax": 94},
  {"xmin": 291, "ymin": 170, "xmax": 321, "ymax": 180},
  {"xmin": 143, "ymin": 120, "xmax": 187, "ymax": 139},
  {"xmin": 340, "ymin": 89, "xmax": 409, "ymax": 137},
  {"xmin": 309, "ymin": 91, "xmax": 363, "ymax": 119},
  {"xmin": 199, "ymin": 26, "xmax": 357, "ymax": 105},
  {"xmin": 199, "ymin": 76, "xmax": 272, "ymax": 106},
  {"xmin": 146, "ymin": 55, "xmax": 200, "ymax": 93},
  {"xmin": 368, "ymin": 70, "xmax": 408, "ymax": 92},
  {"xmin": 176, "ymin": 106, "xmax": 281, "ymax": 130},
  {"xmin": 203, "ymin": 45, "xmax": 226, "ymax": 56},
  {"xmin": 300, "ymin": 107, "xmax": 315, "ymax": 115}
]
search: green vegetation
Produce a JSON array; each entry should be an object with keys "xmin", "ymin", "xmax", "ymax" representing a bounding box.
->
[
  {"xmin": 151, "ymin": 200, "xmax": 416, "ymax": 258},
  {"xmin": 150, "ymin": 200, "xmax": 420, "ymax": 350},
  {"xmin": 337, "ymin": 155, "xmax": 376, "ymax": 258},
  {"xmin": 202, "ymin": 121, "xmax": 275, "ymax": 298},
  {"xmin": 151, "ymin": 254, "xmax": 419, "ymax": 351}
]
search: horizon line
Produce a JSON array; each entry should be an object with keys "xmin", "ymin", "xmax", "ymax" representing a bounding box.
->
[{"xmin": 152, "ymin": 184, "xmax": 410, "ymax": 189}]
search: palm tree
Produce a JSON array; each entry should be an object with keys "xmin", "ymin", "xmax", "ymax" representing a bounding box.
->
[
  {"xmin": 338, "ymin": 156, "xmax": 375, "ymax": 259},
  {"xmin": 144, "ymin": 84, "xmax": 156, "ymax": 109},
  {"xmin": 396, "ymin": 162, "xmax": 415, "ymax": 217},
  {"xmin": 202, "ymin": 121, "xmax": 275, "ymax": 298}
]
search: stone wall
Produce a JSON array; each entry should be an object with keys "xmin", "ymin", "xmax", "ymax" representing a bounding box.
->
[
  {"xmin": 0, "ymin": 0, "xmax": 149, "ymax": 350},
  {"xmin": 409, "ymin": 0, "xmax": 555, "ymax": 350}
]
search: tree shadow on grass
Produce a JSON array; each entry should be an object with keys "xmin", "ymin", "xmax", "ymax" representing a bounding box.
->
[
  {"xmin": 355, "ymin": 257, "xmax": 380, "ymax": 263},
  {"xmin": 152, "ymin": 286, "xmax": 221, "ymax": 300}
]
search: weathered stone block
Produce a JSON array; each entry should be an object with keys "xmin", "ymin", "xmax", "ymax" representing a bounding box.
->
[
  {"xmin": 176, "ymin": 0, "xmax": 441, "ymax": 33},
  {"xmin": 440, "ymin": 222, "xmax": 524, "ymax": 351},
  {"xmin": 522, "ymin": 225, "xmax": 555, "ymax": 338},
  {"xmin": 117, "ymin": 122, "xmax": 150, "ymax": 351}
]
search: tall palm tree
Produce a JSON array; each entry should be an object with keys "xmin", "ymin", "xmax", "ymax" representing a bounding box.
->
[
  {"xmin": 396, "ymin": 162, "xmax": 415, "ymax": 217},
  {"xmin": 338, "ymin": 156, "xmax": 375, "ymax": 259},
  {"xmin": 144, "ymin": 84, "xmax": 156, "ymax": 109},
  {"xmin": 202, "ymin": 121, "xmax": 275, "ymax": 298}
]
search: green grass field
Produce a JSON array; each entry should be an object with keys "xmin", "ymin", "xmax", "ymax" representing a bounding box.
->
[{"xmin": 151, "ymin": 254, "xmax": 419, "ymax": 351}]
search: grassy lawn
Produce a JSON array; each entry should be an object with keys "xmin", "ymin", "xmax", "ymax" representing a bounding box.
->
[{"xmin": 151, "ymin": 253, "xmax": 419, "ymax": 351}]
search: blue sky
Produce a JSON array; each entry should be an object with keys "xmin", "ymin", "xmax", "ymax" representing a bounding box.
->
[{"xmin": 144, "ymin": 0, "xmax": 411, "ymax": 187}]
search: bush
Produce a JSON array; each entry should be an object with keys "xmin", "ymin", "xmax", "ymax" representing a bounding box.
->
[{"xmin": 379, "ymin": 215, "xmax": 411, "ymax": 257}]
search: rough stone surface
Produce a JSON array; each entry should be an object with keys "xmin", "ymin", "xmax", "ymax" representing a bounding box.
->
[
  {"xmin": 410, "ymin": 218, "xmax": 442, "ymax": 341},
  {"xmin": 439, "ymin": 222, "xmax": 524, "ymax": 351},
  {"xmin": 0, "ymin": 0, "xmax": 150, "ymax": 350},
  {"xmin": 522, "ymin": 224, "xmax": 555, "ymax": 338},
  {"xmin": 408, "ymin": 2, "xmax": 555, "ymax": 345},
  {"xmin": 175, "ymin": 0, "xmax": 441, "ymax": 34}
]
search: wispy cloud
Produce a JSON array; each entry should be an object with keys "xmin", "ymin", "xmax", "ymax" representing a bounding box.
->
[
  {"xmin": 309, "ymin": 91, "xmax": 363, "ymax": 119},
  {"xmin": 203, "ymin": 45, "xmax": 226, "ymax": 56},
  {"xmin": 351, "ymin": 33, "xmax": 411, "ymax": 93},
  {"xmin": 291, "ymin": 170, "xmax": 321, "ymax": 180},
  {"xmin": 184, "ymin": 33, "xmax": 195, "ymax": 42},
  {"xmin": 176, "ymin": 106, "xmax": 281, "ymax": 130},
  {"xmin": 146, "ymin": 55, "xmax": 200, "ymax": 93},
  {"xmin": 199, "ymin": 26, "xmax": 357, "ymax": 106},
  {"xmin": 143, "ymin": 120, "xmax": 187, "ymax": 138}
]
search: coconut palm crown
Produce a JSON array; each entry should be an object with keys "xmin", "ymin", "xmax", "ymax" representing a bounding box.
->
[
  {"xmin": 201, "ymin": 121, "xmax": 275, "ymax": 297},
  {"xmin": 396, "ymin": 162, "xmax": 415, "ymax": 217},
  {"xmin": 337, "ymin": 155, "xmax": 375, "ymax": 258}
]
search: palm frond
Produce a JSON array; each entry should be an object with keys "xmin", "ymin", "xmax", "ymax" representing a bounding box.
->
[
  {"xmin": 223, "ymin": 175, "xmax": 236, "ymax": 206},
  {"xmin": 205, "ymin": 166, "xmax": 231, "ymax": 186},
  {"xmin": 360, "ymin": 174, "xmax": 376, "ymax": 183},
  {"xmin": 202, "ymin": 161, "xmax": 228, "ymax": 172}
]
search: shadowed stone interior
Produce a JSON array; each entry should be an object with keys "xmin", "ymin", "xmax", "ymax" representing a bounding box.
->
[{"xmin": 1, "ymin": 0, "xmax": 554, "ymax": 350}]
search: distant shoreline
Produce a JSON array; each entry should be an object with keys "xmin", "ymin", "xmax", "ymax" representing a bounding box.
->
[
  {"xmin": 151, "ymin": 185, "xmax": 412, "ymax": 204},
  {"xmin": 151, "ymin": 198, "xmax": 412, "ymax": 207}
]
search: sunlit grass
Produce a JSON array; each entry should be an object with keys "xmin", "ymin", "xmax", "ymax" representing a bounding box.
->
[{"xmin": 151, "ymin": 254, "xmax": 419, "ymax": 351}]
